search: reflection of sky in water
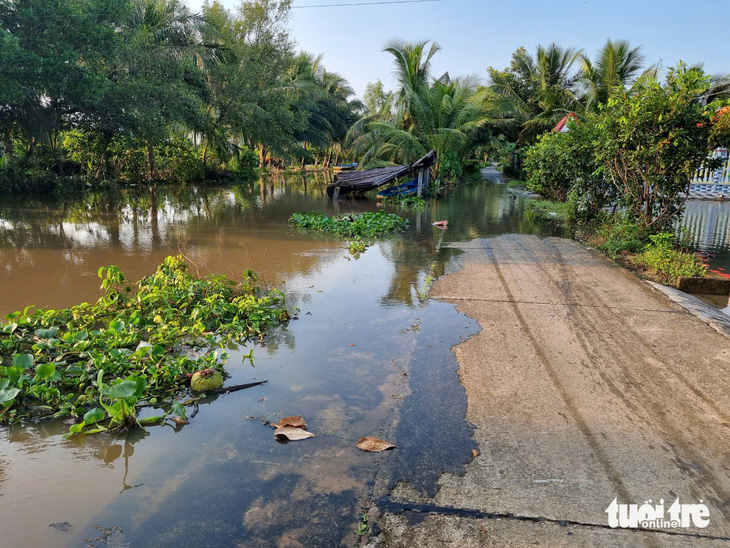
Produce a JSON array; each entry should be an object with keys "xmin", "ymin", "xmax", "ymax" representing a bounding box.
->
[{"xmin": 0, "ymin": 177, "xmax": 568, "ymax": 546}]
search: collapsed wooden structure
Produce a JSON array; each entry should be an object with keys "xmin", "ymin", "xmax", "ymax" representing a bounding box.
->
[{"xmin": 326, "ymin": 151, "xmax": 437, "ymax": 199}]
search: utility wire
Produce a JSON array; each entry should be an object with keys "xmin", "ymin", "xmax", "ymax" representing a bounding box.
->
[
  {"xmin": 292, "ymin": 0, "xmax": 441, "ymax": 8},
  {"xmin": 0, "ymin": 0, "xmax": 442, "ymax": 18}
]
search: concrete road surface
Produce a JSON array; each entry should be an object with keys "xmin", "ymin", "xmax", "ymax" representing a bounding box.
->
[{"xmin": 370, "ymin": 235, "xmax": 730, "ymax": 547}]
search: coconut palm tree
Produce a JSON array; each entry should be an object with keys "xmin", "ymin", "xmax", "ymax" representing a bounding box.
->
[
  {"xmin": 384, "ymin": 39, "xmax": 441, "ymax": 100},
  {"xmin": 488, "ymin": 43, "xmax": 583, "ymax": 142},
  {"xmin": 580, "ymin": 39, "xmax": 648, "ymax": 109},
  {"xmin": 350, "ymin": 41, "xmax": 489, "ymax": 176}
]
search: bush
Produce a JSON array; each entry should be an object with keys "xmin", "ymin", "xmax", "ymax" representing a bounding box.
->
[
  {"xmin": 594, "ymin": 64, "xmax": 721, "ymax": 231},
  {"xmin": 63, "ymin": 131, "xmax": 207, "ymax": 184},
  {"xmin": 633, "ymin": 233, "xmax": 707, "ymax": 280},
  {"xmin": 593, "ymin": 215, "xmax": 648, "ymax": 258},
  {"xmin": 228, "ymin": 146, "xmax": 259, "ymax": 179},
  {"xmin": 524, "ymin": 117, "xmax": 614, "ymax": 220},
  {"xmin": 501, "ymin": 142, "xmax": 527, "ymax": 180}
]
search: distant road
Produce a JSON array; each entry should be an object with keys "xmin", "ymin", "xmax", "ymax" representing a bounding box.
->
[{"xmin": 481, "ymin": 165, "xmax": 508, "ymax": 184}]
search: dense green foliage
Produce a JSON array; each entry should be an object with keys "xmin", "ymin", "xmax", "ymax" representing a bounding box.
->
[
  {"xmin": 487, "ymin": 44, "xmax": 583, "ymax": 143},
  {"xmin": 594, "ymin": 65, "xmax": 727, "ymax": 229},
  {"xmin": 524, "ymin": 117, "xmax": 614, "ymax": 220},
  {"xmin": 633, "ymin": 233, "xmax": 707, "ymax": 280},
  {"xmin": 523, "ymin": 63, "xmax": 730, "ymax": 231},
  {"xmin": 485, "ymin": 39, "xmax": 729, "ymax": 151},
  {"xmin": 289, "ymin": 210, "xmax": 408, "ymax": 239},
  {"xmin": 0, "ymin": 256, "xmax": 288, "ymax": 433},
  {"xmin": 592, "ymin": 214, "xmax": 648, "ymax": 258},
  {"xmin": 0, "ymin": 0, "xmax": 361, "ymax": 191}
]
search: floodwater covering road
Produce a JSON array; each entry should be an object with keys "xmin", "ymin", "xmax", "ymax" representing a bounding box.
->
[
  {"xmin": 2, "ymin": 170, "xmax": 730, "ymax": 547},
  {"xmin": 0, "ymin": 173, "xmax": 563, "ymax": 547},
  {"xmin": 373, "ymin": 234, "xmax": 730, "ymax": 547}
]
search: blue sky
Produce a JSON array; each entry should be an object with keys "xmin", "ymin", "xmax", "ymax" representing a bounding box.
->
[{"xmin": 186, "ymin": 0, "xmax": 730, "ymax": 98}]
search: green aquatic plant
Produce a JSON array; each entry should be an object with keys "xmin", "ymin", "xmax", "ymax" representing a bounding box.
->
[
  {"xmin": 354, "ymin": 513, "xmax": 368, "ymax": 536},
  {"xmin": 347, "ymin": 238, "xmax": 369, "ymax": 257},
  {"xmin": 291, "ymin": 211, "xmax": 408, "ymax": 259},
  {"xmin": 290, "ymin": 210, "xmax": 408, "ymax": 239},
  {"xmin": 0, "ymin": 256, "xmax": 289, "ymax": 433},
  {"xmin": 382, "ymin": 195, "xmax": 428, "ymax": 209}
]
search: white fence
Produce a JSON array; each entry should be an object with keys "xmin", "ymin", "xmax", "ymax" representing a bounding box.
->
[{"xmin": 691, "ymin": 148, "xmax": 730, "ymax": 184}]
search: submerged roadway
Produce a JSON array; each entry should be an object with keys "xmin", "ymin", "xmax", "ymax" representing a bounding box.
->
[{"xmin": 370, "ymin": 234, "xmax": 730, "ymax": 547}]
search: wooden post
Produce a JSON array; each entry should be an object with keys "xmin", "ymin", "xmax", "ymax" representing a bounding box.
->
[
  {"xmin": 332, "ymin": 186, "xmax": 340, "ymax": 200},
  {"xmin": 423, "ymin": 167, "xmax": 430, "ymax": 195},
  {"xmin": 417, "ymin": 168, "xmax": 424, "ymax": 197}
]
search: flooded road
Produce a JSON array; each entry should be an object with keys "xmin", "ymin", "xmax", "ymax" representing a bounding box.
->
[{"xmin": 0, "ymin": 173, "xmax": 564, "ymax": 547}]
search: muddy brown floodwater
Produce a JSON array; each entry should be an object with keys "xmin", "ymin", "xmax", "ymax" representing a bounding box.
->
[{"xmin": 0, "ymin": 172, "xmax": 567, "ymax": 547}]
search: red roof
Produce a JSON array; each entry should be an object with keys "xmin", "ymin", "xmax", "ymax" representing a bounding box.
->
[{"xmin": 552, "ymin": 112, "xmax": 580, "ymax": 133}]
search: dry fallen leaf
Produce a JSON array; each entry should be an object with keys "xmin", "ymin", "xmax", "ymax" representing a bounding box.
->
[
  {"xmin": 356, "ymin": 437, "xmax": 396, "ymax": 452},
  {"xmin": 274, "ymin": 426, "xmax": 315, "ymax": 441},
  {"xmin": 170, "ymin": 417, "xmax": 188, "ymax": 425},
  {"xmin": 472, "ymin": 449, "xmax": 479, "ymax": 458},
  {"xmin": 271, "ymin": 416, "xmax": 306, "ymax": 429}
]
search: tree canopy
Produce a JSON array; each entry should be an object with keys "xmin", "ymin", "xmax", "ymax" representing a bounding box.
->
[{"xmin": 0, "ymin": 0, "xmax": 361, "ymax": 189}]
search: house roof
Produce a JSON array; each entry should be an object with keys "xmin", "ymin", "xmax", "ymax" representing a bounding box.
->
[{"xmin": 552, "ymin": 112, "xmax": 580, "ymax": 133}]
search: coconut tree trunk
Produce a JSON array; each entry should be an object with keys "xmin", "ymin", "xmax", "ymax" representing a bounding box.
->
[
  {"xmin": 3, "ymin": 131, "xmax": 13, "ymax": 160},
  {"xmin": 146, "ymin": 141, "xmax": 157, "ymax": 179},
  {"xmin": 24, "ymin": 137, "xmax": 36, "ymax": 162}
]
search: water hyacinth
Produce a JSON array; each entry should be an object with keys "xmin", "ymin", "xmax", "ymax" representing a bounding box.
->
[
  {"xmin": 0, "ymin": 256, "xmax": 289, "ymax": 433},
  {"xmin": 289, "ymin": 210, "xmax": 408, "ymax": 239}
]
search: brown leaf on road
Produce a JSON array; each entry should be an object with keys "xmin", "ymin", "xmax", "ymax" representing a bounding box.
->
[
  {"xmin": 271, "ymin": 416, "xmax": 306, "ymax": 429},
  {"xmin": 472, "ymin": 449, "xmax": 479, "ymax": 458},
  {"xmin": 356, "ymin": 437, "xmax": 396, "ymax": 452},
  {"xmin": 274, "ymin": 427, "xmax": 315, "ymax": 441}
]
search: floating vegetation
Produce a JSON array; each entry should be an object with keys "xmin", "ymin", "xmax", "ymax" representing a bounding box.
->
[
  {"xmin": 347, "ymin": 238, "xmax": 369, "ymax": 257},
  {"xmin": 291, "ymin": 211, "xmax": 409, "ymax": 258},
  {"xmin": 382, "ymin": 195, "xmax": 428, "ymax": 209},
  {"xmin": 289, "ymin": 210, "xmax": 408, "ymax": 239},
  {"xmin": 0, "ymin": 256, "xmax": 289, "ymax": 434}
]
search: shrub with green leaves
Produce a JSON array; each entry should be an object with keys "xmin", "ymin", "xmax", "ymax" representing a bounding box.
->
[
  {"xmin": 594, "ymin": 64, "xmax": 722, "ymax": 231},
  {"xmin": 0, "ymin": 256, "xmax": 289, "ymax": 433},
  {"xmin": 524, "ymin": 117, "xmax": 613, "ymax": 221},
  {"xmin": 633, "ymin": 233, "xmax": 707, "ymax": 281},
  {"xmin": 594, "ymin": 215, "xmax": 648, "ymax": 258}
]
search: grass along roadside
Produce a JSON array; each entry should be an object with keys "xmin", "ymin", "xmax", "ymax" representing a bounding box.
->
[
  {"xmin": 521, "ymin": 194, "xmax": 708, "ymax": 287},
  {"xmin": 579, "ymin": 215, "xmax": 707, "ymax": 285}
]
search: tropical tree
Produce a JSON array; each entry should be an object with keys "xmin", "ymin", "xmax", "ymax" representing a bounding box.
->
[
  {"xmin": 594, "ymin": 64, "xmax": 722, "ymax": 230},
  {"xmin": 487, "ymin": 43, "xmax": 583, "ymax": 142},
  {"xmin": 351, "ymin": 40, "xmax": 489, "ymax": 178},
  {"xmin": 363, "ymin": 80, "xmax": 395, "ymax": 118},
  {"xmin": 579, "ymin": 39, "xmax": 650, "ymax": 109}
]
